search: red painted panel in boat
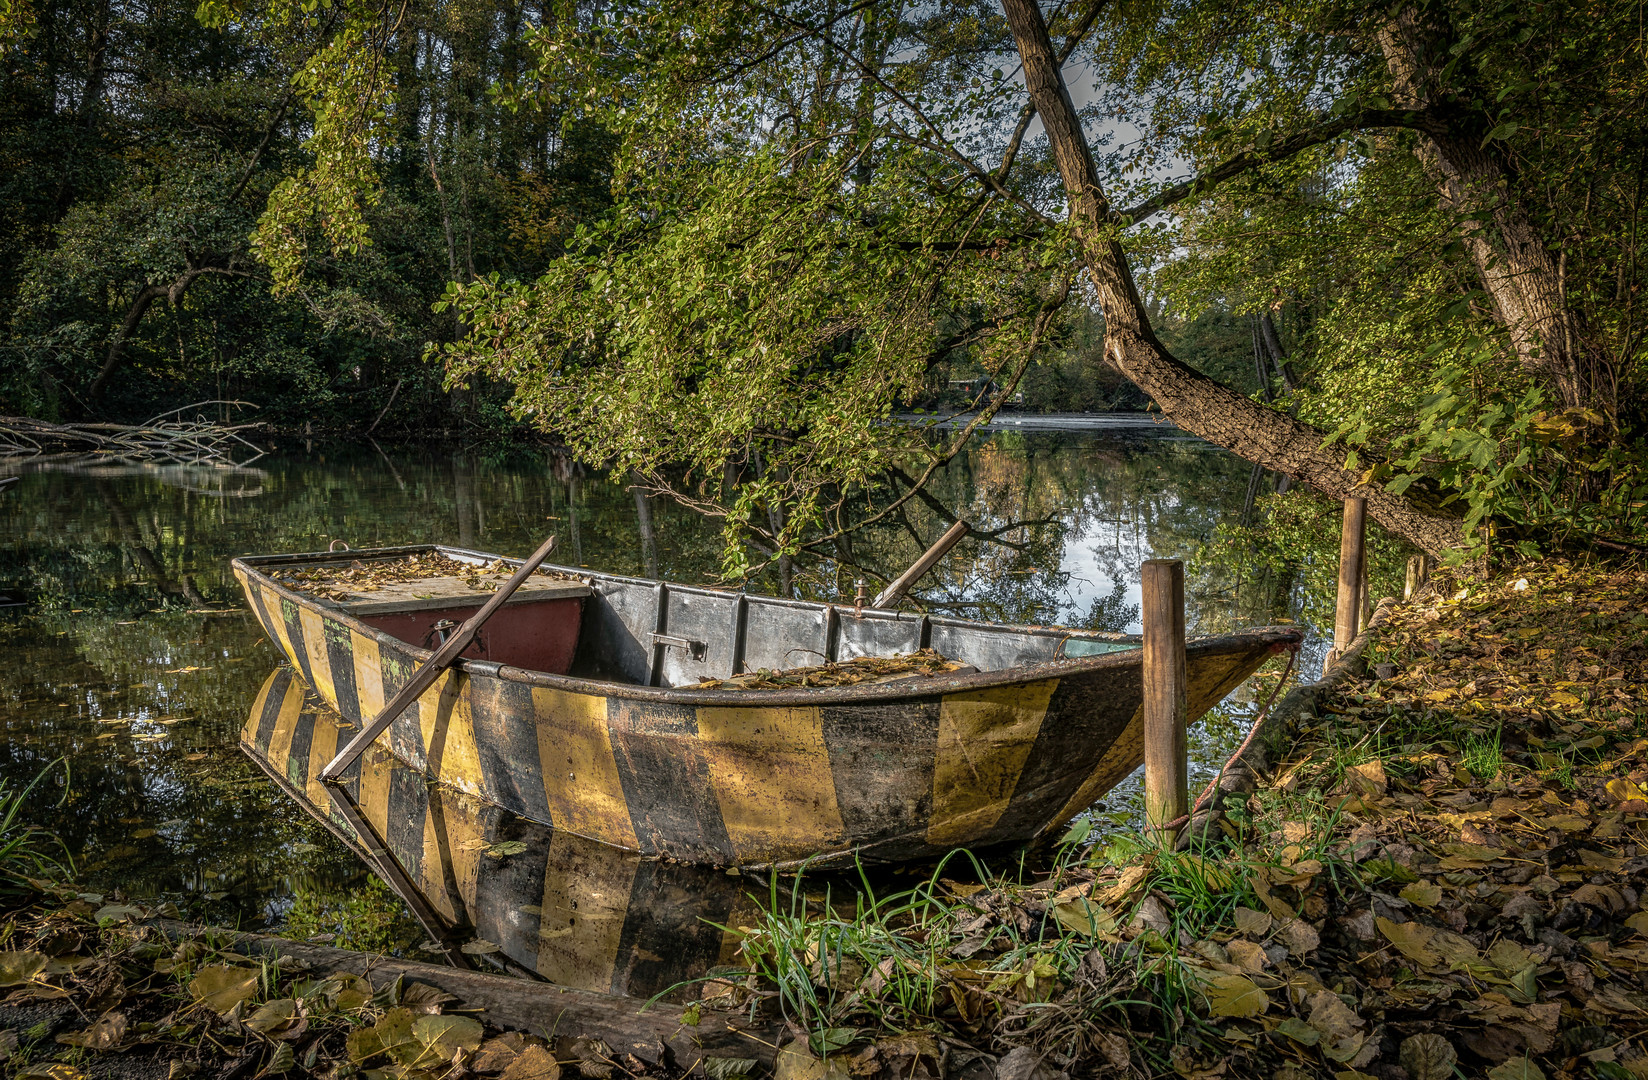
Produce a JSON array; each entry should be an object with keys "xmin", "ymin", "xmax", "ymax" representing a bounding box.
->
[{"xmin": 357, "ymin": 596, "xmax": 583, "ymax": 675}]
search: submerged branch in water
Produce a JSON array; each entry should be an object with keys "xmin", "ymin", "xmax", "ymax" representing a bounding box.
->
[{"xmin": 0, "ymin": 404, "xmax": 265, "ymax": 469}]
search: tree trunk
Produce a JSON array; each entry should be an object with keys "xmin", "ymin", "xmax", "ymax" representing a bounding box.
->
[
  {"xmin": 453, "ymin": 454, "xmax": 476, "ymax": 547},
  {"xmin": 90, "ymin": 262, "xmax": 241, "ymax": 403},
  {"xmin": 1378, "ymin": 13, "xmax": 1613, "ymax": 417},
  {"xmin": 1258, "ymin": 311, "xmax": 1298, "ymax": 391},
  {"xmin": 1251, "ymin": 316, "xmax": 1275, "ymax": 403},
  {"xmin": 632, "ymin": 475, "xmax": 658, "ymax": 579},
  {"xmin": 90, "ymin": 283, "xmax": 169, "ymax": 401},
  {"xmin": 999, "ymin": 0, "xmax": 1464, "ymax": 556}
]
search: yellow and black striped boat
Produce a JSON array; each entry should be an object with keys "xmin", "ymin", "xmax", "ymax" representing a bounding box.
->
[
  {"xmin": 244, "ymin": 667, "xmax": 755, "ymax": 998},
  {"xmin": 233, "ymin": 543, "xmax": 1300, "ymax": 868}
]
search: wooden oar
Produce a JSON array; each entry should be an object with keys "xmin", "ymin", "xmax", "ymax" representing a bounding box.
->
[
  {"xmin": 872, "ymin": 519, "xmax": 970, "ymax": 609},
  {"xmin": 320, "ymin": 535, "xmax": 558, "ymax": 782}
]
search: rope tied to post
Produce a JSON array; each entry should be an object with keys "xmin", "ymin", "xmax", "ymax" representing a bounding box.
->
[{"xmin": 1159, "ymin": 639, "xmax": 1301, "ymax": 836}]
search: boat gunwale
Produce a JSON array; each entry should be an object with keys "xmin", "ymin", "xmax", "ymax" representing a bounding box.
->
[{"xmin": 232, "ymin": 543, "xmax": 1303, "ymax": 706}]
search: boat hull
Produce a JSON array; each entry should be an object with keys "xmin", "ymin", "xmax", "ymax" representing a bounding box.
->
[
  {"xmin": 243, "ymin": 667, "xmax": 753, "ymax": 997},
  {"xmin": 234, "ymin": 547, "xmax": 1299, "ymax": 866}
]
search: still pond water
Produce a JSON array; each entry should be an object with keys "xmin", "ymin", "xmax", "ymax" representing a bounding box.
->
[{"xmin": 0, "ymin": 420, "xmax": 1329, "ymax": 971}]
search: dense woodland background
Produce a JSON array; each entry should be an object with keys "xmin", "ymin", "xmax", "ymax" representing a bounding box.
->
[
  {"xmin": 0, "ymin": 0, "xmax": 1278, "ymax": 432},
  {"xmin": 1, "ymin": 0, "xmax": 1643, "ymax": 561}
]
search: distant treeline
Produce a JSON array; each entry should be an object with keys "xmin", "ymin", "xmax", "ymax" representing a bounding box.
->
[{"xmin": 0, "ymin": 0, "xmax": 613, "ymax": 436}]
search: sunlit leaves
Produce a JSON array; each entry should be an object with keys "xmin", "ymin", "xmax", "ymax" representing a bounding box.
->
[
  {"xmin": 0, "ymin": 950, "xmax": 47, "ymax": 987},
  {"xmin": 440, "ymin": 143, "xmax": 1068, "ymax": 576},
  {"xmin": 252, "ymin": 14, "xmax": 392, "ymax": 294},
  {"xmin": 188, "ymin": 964, "xmax": 260, "ymax": 1015}
]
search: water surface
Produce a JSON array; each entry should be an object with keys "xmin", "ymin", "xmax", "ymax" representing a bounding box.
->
[{"xmin": 0, "ymin": 426, "xmax": 1322, "ymax": 941}]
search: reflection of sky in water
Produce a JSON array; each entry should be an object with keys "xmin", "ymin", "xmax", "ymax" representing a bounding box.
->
[
  {"xmin": 0, "ymin": 427, "xmax": 1319, "ymax": 927},
  {"xmin": 1056, "ymin": 496, "xmax": 1155, "ymax": 632}
]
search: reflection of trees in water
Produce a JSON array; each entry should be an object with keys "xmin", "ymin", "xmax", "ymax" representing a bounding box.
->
[
  {"xmin": 0, "ymin": 435, "xmax": 1349, "ymax": 915},
  {"xmin": 801, "ymin": 430, "xmax": 1272, "ymax": 629},
  {"xmin": 1081, "ymin": 580, "xmax": 1138, "ymax": 633}
]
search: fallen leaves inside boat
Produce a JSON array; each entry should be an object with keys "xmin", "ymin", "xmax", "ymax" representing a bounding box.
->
[
  {"xmin": 270, "ymin": 552, "xmax": 575, "ymax": 603},
  {"xmin": 694, "ymin": 648, "xmax": 974, "ymax": 689}
]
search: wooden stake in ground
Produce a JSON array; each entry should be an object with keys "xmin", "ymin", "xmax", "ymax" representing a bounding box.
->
[
  {"xmin": 1334, "ymin": 498, "xmax": 1368, "ymax": 666},
  {"xmin": 1142, "ymin": 559, "xmax": 1188, "ymax": 836},
  {"xmin": 1405, "ymin": 554, "xmax": 1431, "ymax": 601}
]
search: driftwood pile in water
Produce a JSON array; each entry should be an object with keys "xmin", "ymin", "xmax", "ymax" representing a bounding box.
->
[
  {"xmin": 272, "ymin": 552, "xmax": 574, "ymax": 603},
  {"xmin": 697, "ymin": 648, "xmax": 972, "ymax": 690},
  {"xmin": 0, "ymin": 403, "xmax": 264, "ymax": 466}
]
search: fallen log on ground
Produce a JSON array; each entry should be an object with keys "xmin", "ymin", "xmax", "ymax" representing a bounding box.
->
[{"xmin": 148, "ymin": 918, "xmax": 784, "ymax": 1072}]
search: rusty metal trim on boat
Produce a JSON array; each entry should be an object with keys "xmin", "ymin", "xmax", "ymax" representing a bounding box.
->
[{"xmin": 233, "ymin": 543, "xmax": 1302, "ymax": 867}]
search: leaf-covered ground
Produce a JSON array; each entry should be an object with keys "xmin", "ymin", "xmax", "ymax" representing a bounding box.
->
[
  {"xmin": 0, "ymin": 891, "xmax": 608, "ymax": 1080},
  {"xmin": 7, "ymin": 561, "xmax": 1647, "ymax": 1080},
  {"xmin": 719, "ymin": 561, "xmax": 1648, "ymax": 1080}
]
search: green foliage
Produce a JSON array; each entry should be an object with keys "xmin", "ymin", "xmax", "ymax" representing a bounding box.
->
[
  {"xmin": 0, "ymin": 762, "xmax": 72, "ymax": 894},
  {"xmin": 280, "ymin": 874, "xmax": 421, "ymax": 955},
  {"xmin": 0, "ymin": 0, "xmax": 614, "ymax": 430},
  {"xmin": 251, "ymin": 10, "xmax": 392, "ymax": 295},
  {"xmin": 439, "ymin": 95, "xmax": 1075, "ymax": 573},
  {"xmin": 1108, "ymin": 0, "xmax": 1648, "ymax": 552}
]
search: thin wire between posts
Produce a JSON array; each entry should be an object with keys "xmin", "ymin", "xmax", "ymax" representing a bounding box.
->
[{"xmin": 1159, "ymin": 641, "xmax": 1301, "ymax": 837}]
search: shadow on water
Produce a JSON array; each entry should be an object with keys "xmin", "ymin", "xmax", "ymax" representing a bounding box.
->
[{"xmin": 0, "ymin": 427, "xmax": 1325, "ymax": 940}]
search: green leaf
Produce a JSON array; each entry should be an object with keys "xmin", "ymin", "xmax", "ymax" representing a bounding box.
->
[
  {"xmin": 1275, "ymin": 1017, "xmax": 1320, "ymax": 1046},
  {"xmin": 807, "ymin": 1028, "xmax": 857, "ymax": 1056},
  {"xmin": 412, "ymin": 1014, "xmax": 484, "ymax": 1060},
  {"xmin": 1058, "ymin": 818, "xmax": 1092, "ymax": 846}
]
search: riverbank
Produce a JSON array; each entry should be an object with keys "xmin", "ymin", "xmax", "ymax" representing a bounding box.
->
[
  {"xmin": 0, "ymin": 882, "xmax": 775, "ymax": 1078},
  {"xmin": 711, "ymin": 559, "xmax": 1648, "ymax": 1079}
]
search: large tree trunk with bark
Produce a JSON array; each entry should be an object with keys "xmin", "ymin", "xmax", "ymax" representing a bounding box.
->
[
  {"xmin": 999, "ymin": 0, "xmax": 1466, "ymax": 557},
  {"xmin": 1378, "ymin": 13, "xmax": 1614, "ymax": 418}
]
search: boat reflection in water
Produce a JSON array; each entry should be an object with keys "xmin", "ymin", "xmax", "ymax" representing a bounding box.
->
[{"xmin": 242, "ymin": 666, "xmax": 757, "ymax": 999}]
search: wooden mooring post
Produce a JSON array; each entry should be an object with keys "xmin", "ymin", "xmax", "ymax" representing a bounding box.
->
[
  {"xmin": 1329, "ymin": 497, "xmax": 1367, "ymax": 674},
  {"xmin": 1404, "ymin": 554, "xmax": 1431, "ymax": 602},
  {"xmin": 1142, "ymin": 559, "xmax": 1188, "ymax": 837}
]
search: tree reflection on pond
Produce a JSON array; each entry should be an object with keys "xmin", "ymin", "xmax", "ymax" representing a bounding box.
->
[{"xmin": 0, "ymin": 427, "xmax": 1352, "ymax": 931}]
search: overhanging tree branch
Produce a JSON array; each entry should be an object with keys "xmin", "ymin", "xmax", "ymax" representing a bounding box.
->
[
  {"xmin": 1117, "ymin": 107, "xmax": 1442, "ymax": 224},
  {"xmin": 996, "ymin": 0, "xmax": 1107, "ymax": 182},
  {"xmin": 1000, "ymin": 0, "xmax": 1466, "ymax": 556}
]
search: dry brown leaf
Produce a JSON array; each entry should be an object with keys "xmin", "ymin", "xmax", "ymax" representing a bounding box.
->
[
  {"xmin": 1232, "ymin": 907, "xmax": 1272, "ymax": 939},
  {"xmin": 1199, "ymin": 973, "xmax": 1269, "ymax": 1018},
  {"xmin": 1344, "ymin": 760, "xmax": 1388, "ymax": 795},
  {"xmin": 1225, "ymin": 939, "xmax": 1268, "ymax": 974},
  {"xmin": 1278, "ymin": 918, "xmax": 1320, "ymax": 956},
  {"xmin": 1376, "ymin": 918, "xmax": 1443, "ymax": 967},
  {"xmin": 500, "ymin": 1046, "xmax": 563, "ymax": 1080}
]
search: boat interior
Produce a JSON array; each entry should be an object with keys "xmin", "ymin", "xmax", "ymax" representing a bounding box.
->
[{"xmin": 256, "ymin": 544, "xmax": 1140, "ymax": 689}]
